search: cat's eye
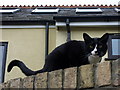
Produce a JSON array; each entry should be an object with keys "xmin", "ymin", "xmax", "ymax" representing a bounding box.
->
[
  {"xmin": 89, "ymin": 45, "xmax": 93, "ymax": 48},
  {"xmin": 98, "ymin": 45, "xmax": 102, "ymax": 48}
]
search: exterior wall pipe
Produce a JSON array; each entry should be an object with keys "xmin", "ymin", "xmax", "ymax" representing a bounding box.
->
[
  {"xmin": 66, "ymin": 19, "xmax": 71, "ymax": 42},
  {"xmin": 45, "ymin": 22, "xmax": 49, "ymax": 58}
]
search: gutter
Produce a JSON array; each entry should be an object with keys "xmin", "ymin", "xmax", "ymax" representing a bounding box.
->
[
  {"xmin": 56, "ymin": 21, "xmax": 119, "ymax": 27},
  {"xmin": 0, "ymin": 21, "xmax": 118, "ymax": 29},
  {"xmin": 0, "ymin": 25, "xmax": 56, "ymax": 29}
]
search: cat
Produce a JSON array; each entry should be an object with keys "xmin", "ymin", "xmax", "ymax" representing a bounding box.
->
[{"xmin": 7, "ymin": 33, "xmax": 109, "ymax": 76}]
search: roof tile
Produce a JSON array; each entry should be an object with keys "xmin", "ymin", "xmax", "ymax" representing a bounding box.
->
[{"xmin": 0, "ymin": 5, "xmax": 120, "ymax": 8}]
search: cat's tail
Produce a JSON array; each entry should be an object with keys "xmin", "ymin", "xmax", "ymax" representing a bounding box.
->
[{"xmin": 7, "ymin": 60, "xmax": 38, "ymax": 76}]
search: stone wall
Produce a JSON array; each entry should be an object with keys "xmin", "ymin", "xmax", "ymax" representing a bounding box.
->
[{"xmin": 0, "ymin": 59, "xmax": 120, "ymax": 89}]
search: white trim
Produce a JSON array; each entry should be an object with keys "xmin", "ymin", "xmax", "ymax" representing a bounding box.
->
[
  {"xmin": 32, "ymin": 8, "xmax": 59, "ymax": 13},
  {"xmin": 56, "ymin": 22, "xmax": 118, "ymax": 27},
  {"xmin": 0, "ymin": 25, "xmax": 56, "ymax": 29},
  {"xmin": 0, "ymin": 9, "xmax": 20, "ymax": 13},
  {"xmin": 76, "ymin": 8, "xmax": 103, "ymax": 13},
  {"xmin": 115, "ymin": 8, "xmax": 120, "ymax": 12}
]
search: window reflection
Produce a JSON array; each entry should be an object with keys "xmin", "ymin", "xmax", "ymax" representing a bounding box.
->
[{"xmin": 112, "ymin": 39, "xmax": 120, "ymax": 55}]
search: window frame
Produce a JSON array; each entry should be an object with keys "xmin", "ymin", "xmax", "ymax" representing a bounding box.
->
[
  {"xmin": 0, "ymin": 8, "xmax": 20, "ymax": 14},
  {"xmin": 0, "ymin": 42, "xmax": 8, "ymax": 83},
  {"xmin": 31, "ymin": 8, "xmax": 59, "ymax": 14},
  {"xmin": 108, "ymin": 33, "xmax": 120, "ymax": 60},
  {"xmin": 76, "ymin": 8, "xmax": 103, "ymax": 14},
  {"xmin": 114, "ymin": 8, "xmax": 120, "ymax": 13}
]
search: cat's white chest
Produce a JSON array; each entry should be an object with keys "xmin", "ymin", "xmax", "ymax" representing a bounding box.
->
[{"xmin": 88, "ymin": 55, "xmax": 102, "ymax": 64}]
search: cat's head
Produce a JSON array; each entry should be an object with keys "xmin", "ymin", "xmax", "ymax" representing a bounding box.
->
[{"xmin": 83, "ymin": 33, "xmax": 109, "ymax": 57}]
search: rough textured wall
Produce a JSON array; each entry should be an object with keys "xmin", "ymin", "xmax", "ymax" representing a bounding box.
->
[{"xmin": 0, "ymin": 59, "xmax": 120, "ymax": 89}]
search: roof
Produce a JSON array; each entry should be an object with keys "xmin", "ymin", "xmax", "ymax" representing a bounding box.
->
[{"xmin": 1, "ymin": 7, "xmax": 119, "ymax": 25}]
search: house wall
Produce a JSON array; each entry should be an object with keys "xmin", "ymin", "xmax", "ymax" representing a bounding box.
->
[
  {"xmin": 0, "ymin": 28, "xmax": 56, "ymax": 82},
  {"xmin": 56, "ymin": 26, "xmax": 119, "ymax": 46},
  {"xmin": 0, "ymin": 26, "xmax": 118, "ymax": 82}
]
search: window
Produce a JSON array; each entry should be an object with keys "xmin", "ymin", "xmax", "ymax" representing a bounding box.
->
[
  {"xmin": 108, "ymin": 33, "xmax": 120, "ymax": 60},
  {"xmin": 32, "ymin": 8, "xmax": 59, "ymax": 14},
  {"xmin": 0, "ymin": 42, "xmax": 8, "ymax": 83},
  {"xmin": 76, "ymin": 8, "xmax": 103, "ymax": 14},
  {"xmin": 114, "ymin": 8, "xmax": 120, "ymax": 13},
  {"xmin": 0, "ymin": 8, "xmax": 20, "ymax": 14}
]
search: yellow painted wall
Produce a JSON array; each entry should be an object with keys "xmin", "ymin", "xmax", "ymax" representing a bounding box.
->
[
  {"xmin": 56, "ymin": 27, "xmax": 119, "ymax": 46},
  {"xmin": 0, "ymin": 26, "xmax": 119, "ymax": 82},
  {"xmin": 0, "ymin": 28, "xmax": 56, "ymax": 82}
]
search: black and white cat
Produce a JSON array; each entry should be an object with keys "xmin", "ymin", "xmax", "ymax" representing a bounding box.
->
[{"xmin": 7, "ymin": 33, "xmax": 109, "ymax": 76}]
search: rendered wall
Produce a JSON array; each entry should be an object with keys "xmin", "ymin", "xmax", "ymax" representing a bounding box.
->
[
  {"xmin": 0, "ymin": 28, "xmax": 56, "ymax": 82},
  {"xmin": 56, "ymin": 27, "xmax": 119, "ymax": 46}
]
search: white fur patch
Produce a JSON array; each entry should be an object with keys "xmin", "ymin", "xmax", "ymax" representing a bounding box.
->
[
  {"xmin": 91, "ymin": 45, "xmax": 97, "ymax": 55},
  {"xmin": 88, "ymin": 45, "xmax": 101, "ymax": 64},
  {"xmin": 88, "ymin": 55, "xmax": 102, "ymax": 64}
]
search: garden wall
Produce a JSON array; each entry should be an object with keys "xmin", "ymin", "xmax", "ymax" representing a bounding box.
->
[{"xmin": 0, "ymin": 59, "xmax": 120, "ymax": 89}]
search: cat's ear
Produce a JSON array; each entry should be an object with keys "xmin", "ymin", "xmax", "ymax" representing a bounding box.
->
[
  {"xmin": 100, "ymin": 33, "xmax": 109, "ymax": 43},
  {"xmin": 83, "ymin": 33, "xmax": 92, "ymax": 43}
]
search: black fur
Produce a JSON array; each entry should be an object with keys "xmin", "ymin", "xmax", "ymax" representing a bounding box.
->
[{"xmin": 7, "ymin": 33, "xmax": 109, "ymax": 76}]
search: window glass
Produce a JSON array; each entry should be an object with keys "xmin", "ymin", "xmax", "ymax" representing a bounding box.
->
[
  {"xmin": 112, "ymin": 39, "xmax": 120, "ymax": 55},
  {"xmin": 115, "ymin": 8, "xmax": 120, "ymax": 13},
  {"xmin": 0, "ymin": 46, "xmax": 4, "ymax": 83},
  {"xmin": 0, "ymin": 8, "xmax": 20, "ymax": 14},
  {"xmin": 32, "ymin": 8, "xmax": 59, "ymax": 14},
  {"xmin": 76, "ymin": 8, "xmax": 103, "ymax": 14}
]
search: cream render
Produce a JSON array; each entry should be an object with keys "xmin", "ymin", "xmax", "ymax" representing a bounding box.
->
[
  {"xmin": 0, "ymin": 26, "xmax": 118, "ymax": 82},
  {"xmin": 0, "ymin": 28, "xmax": 56, "ymax": 81}
]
